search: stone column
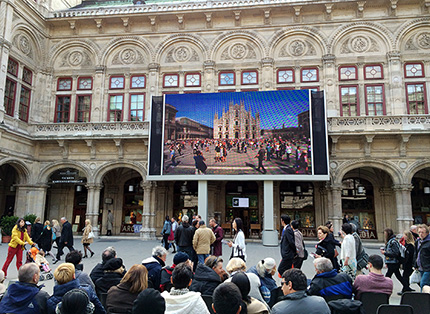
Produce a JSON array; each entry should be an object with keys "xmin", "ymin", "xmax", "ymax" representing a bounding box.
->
[
  {"xmin": 150, "ymin": 181, "xmax": 158, "ymax": 236},
  {"xmin": 386, "ymin": 51, "xmax": 404, "ymax": 115},
  {"xmin": 329, "ymin": 184, "xmax": 343, "ymax": 234},
  {"xmin": 261, "ymin": 58, "xmax": 274, "ymax": 91},
  {"xmin": 393, "ymin": 184, "xmax": 414, "ymax": 234},
  {"xmin": 93, "ymin": 66, "xmax": 105, "ymax": 122},
  {"xmin": 262, "ymin": 181, "xmax": 278, "ymax": 246},
  {"xmin": 203, "ymin": 60, "xmax": 215, "ymax": 93},
  {"xmin": 322, "ymin": 54, "xmax": 336, "ymax": 116},
  {"xmin": 198, "ymin": 181, "xmax": 208, "ymax": 223},
  {"xmin": 14, "ymin": 184, "xmax": 48, "ymax": 219},
  {"xmin": 140, "ymin": 181, "xmax": 156, "ymax": 240},
  {"xmin": 86, "ymin": 184, "xmax": 102, "ymax": 237}
]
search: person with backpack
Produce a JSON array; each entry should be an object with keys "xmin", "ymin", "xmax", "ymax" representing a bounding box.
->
[
  {"xmin": 380, "ymin": 228, "xmax": 406, "ymax": 291},
  {"xmin": 398, "ymin": 230, "xmax": 415, "ymax": 295},
  {"xmin": 351, "ymin": 224, "xmax": 368, "ymax": 275}
]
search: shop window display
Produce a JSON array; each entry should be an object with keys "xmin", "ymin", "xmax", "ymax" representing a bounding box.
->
[
  {"xmin": 173, "ymin": 181, "xmax": 198, "ymax": 221},
  {"xmin": 121, "ymin": 177, "xmax": 143, "ymax": 233},
  {"xmin": 411, "ymin": 176, "xmax": 430, "ymax": 225}
]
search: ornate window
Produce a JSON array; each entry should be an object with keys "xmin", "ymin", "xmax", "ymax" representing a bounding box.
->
[
  {"xmin": 365, "ymin": 84, "xmax": 385, "ymax": 116},
  {"xmin": 57, "ymin": 78, "xmax": 72, "ymax": 91},
  {"xmin": 185, "ymin": 73, "xmax": 201, "ymax": 87},
  {"xmin": 4, "ymin": 79, "xmax": 17, "ymax": 117},
  {"xmin": 76, "ymin": 95, "xmax": 91, "ymax": 122},
  {"xmin": 340, "ymin": 85, "xmax": 359, "ymax": 116},
  {"xmin": 163, "ymin": 74, "xmax": 179, "ymax": 88},
  {"xmin": 7, "ymin": 58, "xmax": 18, "ymax": 76},
  {"xmin": 55, "ymin": 96, "xmax": 71, "ymax": 122},
  {"xmin": 18, "ymin": 86, "xmax": 31, "ymax": 122},
  {"xmin": 405, "ymin": 63, "xmax": 424, "ymax": 78},
  {"xmin": 301, "ymin": 67, "xmax": 319, "ymax": 82},
  {"xmin": 406, "ymin": 83, "xmax": 428, "ymax": 114},
  {"xmin": 110, "ymin": 76, "xmax": 125, "ymax": 89},
  {"xmin": 277, "ymin": 69, "xmax": 295, "ymax": 84},
  {"xmin": 78, "ymin": 77, "xmax": 93, "ymax": 90},
  {"xmin": 339, "ymin": 66, "xmax": 357, "ymax": 81},
  {"xmin": 108, "ymin": 94, "xmax": 124, "ymax": 121},
  {"xmin": 129, "ymin": 94, "xmax": 145, "ymax": 121},
  {"xmin": 241, "ymin": 71, "xmax": 258, "ymax": 85},
  {"xmin": 131, "ymin": 75, "xmax": 146, "ymax": 89},
  {"xmin": 364, "ymin": 65, "xmax": 383, "ymax": 80},
  {"xmin": 22, "ymin": 67, "xmax": 33, "ymax": 85},
  {"xmin": 219, "ymin": 71, "xmax": 235, "ymax": 86}
]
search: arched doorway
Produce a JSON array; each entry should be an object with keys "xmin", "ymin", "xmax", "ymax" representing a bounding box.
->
[
  {"xmin": 279, "ymin": 181, "xmax": 315, "ymax": 237},
  {"xmin": 411, "ymin": 168, "xmax": 430, "ymax": 225},
  {"xmin": 0, "ymin": 164, "xmax": 18, "ymax": 216},
  {"xmin": 225, "ymin": 181, "xmax": 259, "ymax": 238},
  {"xmin": 46, "ymin": 168, "xmax": 87, "ymax": 232},
  {"xmin": 173, "ymin": 181, "xmax": 198, "ymax": 220}
]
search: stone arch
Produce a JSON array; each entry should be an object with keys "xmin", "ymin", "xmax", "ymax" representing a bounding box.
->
[
  {"xmin": 268, "ymin": 27, "xmax": 328, "ymax": 59},
  {"xmin": 48, "ymin": 39, "xmax": 100, "ymax": 70},
  {"xmin": 93, "ymin": 161, "xmax": 147, "ymax": 185},
  {"xmin": 154, "ymin": 34, "xmax": 209, "ymax": 65},
  {"xmin": 332, "ymin": 159, "xmax": 402, "ymax": 186},
  {"xmin": 0, "ymin": 158, "xmax": 31, "ymax": 185},
  {"xmin": 328, "ymin": 22, "xmax": 393, "ymax": 56},
  {"xmin": 101, "ymin": 36, "xmax": 154, "ymax": 67},
  {"xmin": 404, "ymin": 160, "xmax": 430, "ymax": 183},
  {"xmin": 38, "ymin": 162, "xmax": 91, "ymax": 184},
  {"xmin": 394, "ymin": 18, "xmax": 430, "ymax": 53},
  {"xmin": 10, "ymin": 24, "xmax": 44, "ymax": 67},
  {"xmin": 209, "ymin": 30, "xmax": 267, "ymax": 62}
]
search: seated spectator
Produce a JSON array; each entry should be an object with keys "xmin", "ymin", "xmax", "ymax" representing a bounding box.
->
[
  {"xmin": 0, "ymin": 263, "xmax": 49, "ymax": 314},
  {"xmin": 0, "ymin": 270, "xmax": 6, "ymax": 299},
  {"xmin": 353, "ymin": 254, "xmax": 393, "ymax": 300},
  {"xmin": 161, "ymin": 263, "xmax": 209, "ymax": 314},
  {"xmin": 90, "ymin": 247, "xmax": 117, "ymax": 284},
  {"xmin": 55, "ymin": 288, "xmax": 95, "ymax": 314},
  {"xmin": 65, "ymin": 250, "xmax": 95, "ymax": 290},
  {"xmin": 190, "ymin": 255, "xmax": 222, "ymax": 295},
  {"xmin": 247, "ymin": 258, "xmax": 277, "ymax": 303},
  {"xmin": 95, "ymin": 257, "xmax": 124, "ymax": 296},
  {"xmin": 106, "ymin": 264, "xmax": 148, "ymax": 313},
  {"xmin": 231, "ymin": 272, "xmax": 269, "ymax": 314},
  {"xmin": 47, "ymin": 263, "xmax": 105, "ymax": 314},
  {"xmin": 423, "ymin": 285, "xmax": 430, "ymax": 293},
  {"xmin": 160, "ymin": 252, "xmax": 190, "ymax": 292},
  {"xmin": 308, "ymin": 257, "xmax": 353, "ymax": 301},
  {"xmin": 272, "ymin": 269, "xmax": 330, "ymax": 314},
  {"xmin": 142, "ymin": 246, "xmax": 168, "ymax": 291},
  {"xmin": 226, "ymin": 258, "xmax": 266, "ymax": 305},
  {"xmin": 132, "ymin": 288, "xmax": 165, "ymax": 314},
  {"xmin": 212, "ymin": 282, "xmax": 243, "ymax": 314}
]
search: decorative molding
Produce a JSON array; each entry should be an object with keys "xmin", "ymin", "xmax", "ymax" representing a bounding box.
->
[
  {"xmin": 204, "ymin": 12, "xmax": 212, "ymax": 28},
  {"xmin": 85, "ymin": 139, "xmax": 96, "ymax": 159},
  {"xmin": 233, "ymin": 11, "xmax": 241, "ymax": 27},
  {"xmin": 94, "ymin": 18, "xmax": 103, "ymax": 32},
  {"xmin": 293, "ymin": 6, "xmax": 302, "ymax": 22},
  {"xmin": 113, "ymin": 139, "xmax": 124, "ymax": 159},
  {"xmin": 57, "ymin": 140, "xmax": 69, "ymax": 159},
  {"xmin": 177, "ymin": 14, "xmax": 184, "ymax": 30},
  {"xmin": 399, "ymin": 134, "xmax": 411, "ymax": 157},
  {"xmin": 264, "ymin": 9, "xmax": 271, "ymax": 25},
  {"xmin": 325, "ymin": 3, "xmax": 334, "ymax": 20},
  {"xmin": 357, "ymin": 1, "xmax": 366, "ymax": 18}
]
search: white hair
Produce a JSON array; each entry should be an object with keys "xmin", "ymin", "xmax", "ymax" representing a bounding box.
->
[
  {"xmin": 152, "ymin": 246, "xmax": 168, "ymax": 257},
  {"xmin": 313, "ymin": 257, "xmax": 333, "ymax": 273},
  {"xmin": 182, "ymin": 215, "xmax": 189, "ymax": 223}
]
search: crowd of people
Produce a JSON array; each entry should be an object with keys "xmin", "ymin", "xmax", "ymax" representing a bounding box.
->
[{"xmin": 0, "ymin": 214, "xmax": 429, "ymax": 313}]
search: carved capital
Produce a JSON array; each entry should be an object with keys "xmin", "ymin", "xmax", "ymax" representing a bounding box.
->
[
  {"xmin": 149, "ymin": 63, "xmax": 160, "ymax": 72},
  {"xmin": 392, "ymin": 184, "xmax": 413, "ymax": 192},
  {"xmin": 322, "ymin": 54, "xmax": 336, "ymax": 64},
  {"xmin": 261, "ymin": 57, "xmax": 274, "ymax": 67}
]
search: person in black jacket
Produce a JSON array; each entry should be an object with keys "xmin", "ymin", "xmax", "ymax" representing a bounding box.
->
[
  {"xmin": 381, "ymin": 228, "xmax": 404, "ymax": 290},
  {"xmin": 278, "ymin": 215, "xmax": 295, "ymax": 276},
  {"xmin": 315, "ymin": 226, "xmax": 338, "ymax": 271},
  {"xmin": 416, "ymin": 224, "xmax": 430, "ymax": 290},
  {"xmin": 90, "ymin": 246, "xmax": 117, "ymax": 283},
  {"xmin": 174, "ymin": 215, "xmax": 195, "ymax": 260},
  {"xmin": 399, "ymin": 230, "xmax": 415, "ymax": 294},
  {"xmin": 95, "ymin": 257, "xmax": 125, "ymax": 297},
  {"xmin": 31, "ymin": 217, "xmax": 44, "ymax": 248},
  {"xmin": 39, "ymin": 220, "xmax": 56, "ymax": 261},
  {"xmin": 54, "ymin": 217, "xmax": 75, "ymax": 263},
  {"xmin": 189, "ymin": 255, "xmax": 222, "ymax": 295}
]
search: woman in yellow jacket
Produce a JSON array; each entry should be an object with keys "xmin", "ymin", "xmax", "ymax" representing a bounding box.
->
[{"xmin": 2, "ymin": 218, "xmax": 33, "ymax": 277}]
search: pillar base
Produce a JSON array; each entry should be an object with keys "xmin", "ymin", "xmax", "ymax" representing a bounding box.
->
[
  {"xmin": 262, "ymin": 230, "xmax": 278, "ymax": 246},
  {"xmin": 92, "ymin": 226, "xmax": 100, "ymax": 239},
  {"xmin": 140, "ymin": 228, "xmax": 157, "ymax": 241}
]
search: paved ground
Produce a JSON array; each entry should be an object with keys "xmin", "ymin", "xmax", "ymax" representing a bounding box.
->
[{"xmin": 0, "ymin": 237, "xmax": 412, "ymax": 304}]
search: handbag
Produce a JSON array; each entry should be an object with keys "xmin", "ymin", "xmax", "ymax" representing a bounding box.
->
[
  {"xmin": 303, "ymin": 249, "xmax": 308, "ymax": 261},
  {"xmin": 88, "ymin": 231, "xmax": 95, "ymax": 239},
  {"xmin": 410, "ymin": 270, "xmax": 422, "ymax": 284},
  {"xmin": 356, "ymin": 250, "xmax": 369, "ymax": 270}
]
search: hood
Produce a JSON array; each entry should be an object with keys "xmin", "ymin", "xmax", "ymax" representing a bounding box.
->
[
  {"xmin": 53, "ymin": 279, "xmax": 80, "ymax": 297},
  {"xmin": 1, "ymin": 282, "xmax": 39, "ymax": 304},
  {"xmin": 193, "ymin": 264, "xmax": 221, "ymax": 282},
  {"xmin": 182, "ymin": 222, "xmax": 190, "ymax": 228},
  {"xmin": 142, "ymin": 256, "xmax": 165, "ymax": 267},
  {"xmin": 316, "ymin": 269, "xmax": 338, "ymax": 278},
  {"xmin": 161, "ymin": 291, "xmax": 203, "ymax": 314}
]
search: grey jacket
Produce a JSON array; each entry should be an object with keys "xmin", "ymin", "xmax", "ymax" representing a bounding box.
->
[{"xmin": 272, "ymin": 290, "xmax": 330, "ymax": 314}]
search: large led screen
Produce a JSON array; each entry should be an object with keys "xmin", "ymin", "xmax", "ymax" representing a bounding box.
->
[{"xmin": 148, "ymin": 90, "xmax": 329, "ymax": 181}]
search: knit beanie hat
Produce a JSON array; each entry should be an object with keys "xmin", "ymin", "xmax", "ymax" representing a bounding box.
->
[
  {"xmin": 132, "ymin": 288, "xmax": 165, "ymax": 314},
  {"xmin": 173, "ymin": 252, "xmax": 189, "ymax": 265}
]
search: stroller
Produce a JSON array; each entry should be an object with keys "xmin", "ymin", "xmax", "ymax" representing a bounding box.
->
[{"xmin": 26, "ymin": 246, "xmax": 54, "ymax": 281}]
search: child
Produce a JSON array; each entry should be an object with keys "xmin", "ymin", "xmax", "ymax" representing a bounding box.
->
[{"xmin": 35, "ymin": 249, "xmax": 51, "ymax": 272}]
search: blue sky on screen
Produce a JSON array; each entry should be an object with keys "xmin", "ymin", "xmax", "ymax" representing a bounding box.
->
[{"xmin": 165, "ymin": 90, "xmax": 310, "ymax": 129}]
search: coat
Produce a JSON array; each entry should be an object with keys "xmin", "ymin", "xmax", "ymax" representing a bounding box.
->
[
  {"xmin": 9, "ymin": 225, "xmax": 33, "ymax": 249},
  {"xmin": 31, "ymin": 222, "xmax": 44, "ymax": 246},
  {"xmin": 0, "ymin": 281, "xmax": 49, "ymax": 314},
  {"xmin": 39, "ymin": 226, "xmax": 53, "ymax": 252},
  {"xmin": 106, "ymin": 282, "xmax": 139, "ymax": 314},
  {"xmin": 60, "ymin": 221, "xmax": 74, "ymax": 246},
  {"xmin": 81, "ymin": 224, "xmax": 94, "ymax": 244},
  {"xmin": 271, "ymin": 290, "xmax": 330, "ymax": 314},
  {"xmin": 280, "ymin": 225, "xmax": 295, "ymax": 260},
  {"xmin": 189, "ymin": 263, "xmax": 221, "ymax": 295},
  {"xmin": 211, "ymin": 224, "xmax": 224, "ymax": 256},
  {"xmin": 142, "ymin": 256, "xmax": 165, "ymax": 291},
  {"xmin": 107, "ymin": 212, "xmax": 113, "ymax": 230},
  {"xmin": 416, "ymin": 234, "xmax": 430, "ymax": 272},
  {"xmin": 308, "ymin": 269, "xmax": 353, "ymax": 300},
  {"xmin": 175, "ymin": 222, "xmax": 194, "ymax": 247},
  {"xmin": 192, "ymin": 225, "xmax": 216, "ymax": 255},
  {"xmin": 161, "ymin": 289, "xmax": 210, "ymax": 314},
  {"xmin": 95, "ymin": 272, "xmax": 123, "ymax": 295}
]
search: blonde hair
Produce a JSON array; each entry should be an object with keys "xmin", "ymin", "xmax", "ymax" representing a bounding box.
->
[
  {"xmin": 226, "ymin": 258, "xmax": 246, "ymax": 274},
  {"xmin": 54, "ymin": 263, "xmax": 75, "ymax": 285},
  {"xmin": 44, "ymin": 220, "xmax": 50, "ymax": 226},
  {"xmin": 35, "ymin": 217, "xmax": 41, "ymax": 223},
  {"xmin": 52, "ymin": 219, "xmax": 60, "ymax": 228},
  {"xmin": 120, "ymin": 264, "xmax": 148, "ymax": 294},
  {"xmin": 85, "ymin": 219, "xmax": 91, "ymax": 226},
  {"xmin": 404, "ymin": 230, "xmax": 415, "ymax": 246}
]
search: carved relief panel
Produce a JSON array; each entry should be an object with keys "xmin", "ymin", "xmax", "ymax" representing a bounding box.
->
[
  {"xmin": 336, "ymin": 33, "xmax": 386, "ymax": 55},
  {"xmin": 214, "ymin": 39, "xmax": 261, "ymax": 64},
  {"xmin": 55, "ymin": 48, "xmax": 94, "ymax": 69},
  {"xmin": 404, "ymin": 30, "xmax": 430, "ymax": 51}
]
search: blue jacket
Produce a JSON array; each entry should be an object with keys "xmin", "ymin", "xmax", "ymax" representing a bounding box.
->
[
  {"xmin": 162, "ymin": 220, "xmax": 171, "ymax": 235},
  {"xmin": 247, "ymin": 266, "xmax": 277, "ymax": 291},
  {"xmin": 142, "ymin": 256, "xmax": 165, "ymax": 291},
  {"xmin": 46, "ymin": 279, "xmax": 106, "ymax": 314},
  {"xmin": 0, "ymin": 282, "xmax": 49, "ymax": 314},
  {"xmin": 308, "ymin": 269, "xmax": 353, "ymax": 300}
]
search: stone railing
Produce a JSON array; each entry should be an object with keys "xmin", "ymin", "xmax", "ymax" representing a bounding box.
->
[
  {"xmin": 327, "ymin": 115, "xmax": 430, "ymax": 134},
  {"xmin": 31, "ymin": 121, "xmax": 150, "ymax": 139}
]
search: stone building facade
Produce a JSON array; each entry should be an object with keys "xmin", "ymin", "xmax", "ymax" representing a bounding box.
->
[
  {"xmin": 1, "ymin": 0, "xmax": 430, "ymax": 241},
  {"xmin": 213, "ymin": 101, "xmax": 261, "ymax": 139}
]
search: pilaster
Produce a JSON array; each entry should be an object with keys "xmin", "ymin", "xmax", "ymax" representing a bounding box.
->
[
  {"xmin": 85, "ymin": 183, "xmax": 102, "ymax": 237},
  {"xmin": 386, "ymin": 51, "xmax": 404, "ymax": 115},
  {"xmin": 392, "ymin": 184, "xmax": 414, "ymax": 234},
  {"xmin": 140, "ymin": 181, "xmax": 156, "ymax": 240}
]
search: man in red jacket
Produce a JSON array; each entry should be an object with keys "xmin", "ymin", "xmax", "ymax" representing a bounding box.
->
[{"xmin": 210, "ymin": 219, "xmax": 224, "ymax": 257}]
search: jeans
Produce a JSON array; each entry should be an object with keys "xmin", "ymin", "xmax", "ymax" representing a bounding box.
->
[
  {"xmin": 197, "ymin": 254, "xmax": 209, "ymax": 265},
  {"xmin": 420, "ymin": 271, "xmax": 430, "ymax": 290}
]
